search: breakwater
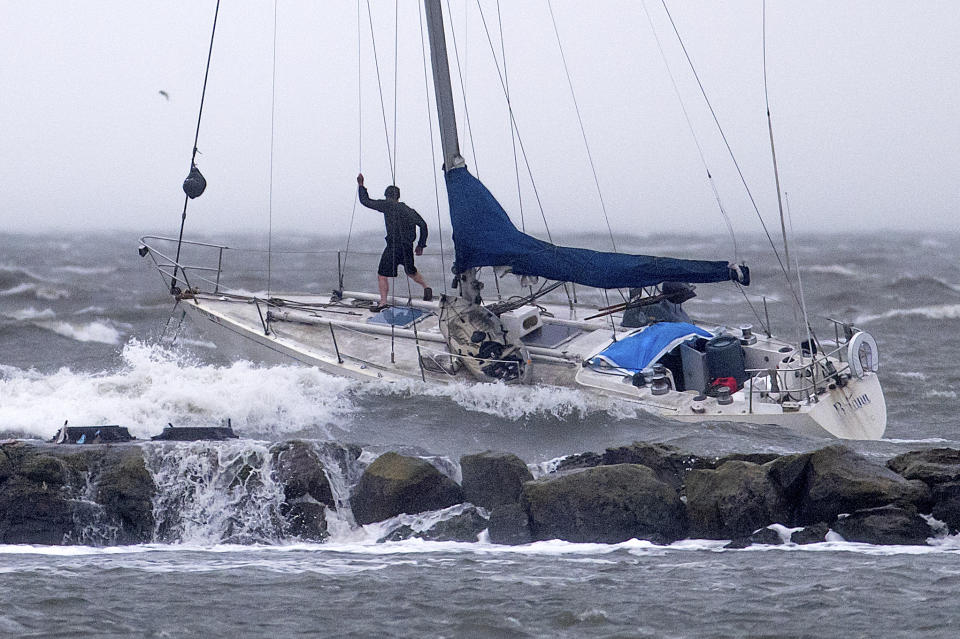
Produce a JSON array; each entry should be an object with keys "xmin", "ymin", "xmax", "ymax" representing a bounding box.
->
[{"xmin": 1, "ymin": 439, "xmax": 955, "ymax": 547}]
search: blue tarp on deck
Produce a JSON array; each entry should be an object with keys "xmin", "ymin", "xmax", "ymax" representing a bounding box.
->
[{"xmin": 587, "ymin": 322, "xmax": 712, "ymax": 373}]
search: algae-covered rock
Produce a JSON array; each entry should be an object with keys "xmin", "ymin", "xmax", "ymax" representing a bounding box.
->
[
  {"xmin": 768, "ymin": 445, "xmax": 931, "ymax": 525},
  {"xmin": 0, "ymin": 477, "xmax": 75, "ymax": 544},
  {"xmin": 522, "ymin": 463, "xmax": 687, "ymax": 544},
  {"xmin": 351, "ymin": 452, "xmax": 463, "ymax": 525},
  {"xmin": 832, "ymin": 505, "xmax": 934, "ymax": 545},
  {"xmin": 488, "ymin": 503, "xmax": 532, "ymax": 545},
  {"xmin": 417, "ymin": 506, "xmax": 487, "ymax": 542},
  {"xmin": 931, "ymin": 482, "xmax": 960, "ymax": 532},
  {"xmin": 686, "ymin": 460, "xmax": 788, "ymax": 539},
  {"xmin": 0, "ymin": 448, "xmax": 12, "ymax": 483},
  {"xmin": 552, "ymin": 451, "xmax": 602, "ymax": 473},
  {"xmin": 790, "ymin": 522, "xmax": 830, "ymax": 544},
  {"xmin": 887, "ymin": 448, "xmax": 960, "ymax": 485},
  {"xmin": 21, "ymin": 455, "xmax": 69, "ymax": 486},
  {"xmin": 460, "ymin": 451, "xmax": 533, "ymax": 508},
  {"xmin": 285, "ymin": 502, "xmax": 328, "ymax": 541},
  {"xmin": 601, "ymin": 442, "xmax": 711, "ymax": 491},
  {"xmin": 725, "ymin": 526, "xmax": 783, "ymax": 549},
  {"xmin": 271, "ymin": 440, "xmax": 334, "ymax": 507},
  {"xmin": 95, "ymin": 448, "xmax": 157, "ymax": 543}
]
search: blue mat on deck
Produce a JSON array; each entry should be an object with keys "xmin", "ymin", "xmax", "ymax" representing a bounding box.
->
[{"xmin": 366, "ymin": 306, "xmax": 430, "ymax": 329}]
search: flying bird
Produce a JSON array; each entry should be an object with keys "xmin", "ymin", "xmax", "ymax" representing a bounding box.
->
[{"xmin": 158, "ymin": 90, "xmax": 170, "ymax": 101}]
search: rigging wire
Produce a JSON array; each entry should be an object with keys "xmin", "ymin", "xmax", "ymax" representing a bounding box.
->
[
  {"xmin": 266, "ymin": 0, "xmax": 279, "ymax": 297},
  {"xmin": 473, "ymin": 1, "xmax": 554, "ymax": 242},
  {"xmin": 365, "ymin": 0, "xmax": 396, "ymax": 182},
  {"xmin": 417, "ymin": 3, "xmax": 449, "ymax": 294},
  {"xmin": 473, "ymin": 0, "xmax": 570, "ymax": 305},
  {"xmin": 171, "ymin": 0, "xmax": 221, "ymax": 294},
  {"xmin": 638, "ymin": 0, "xmax": 739, "ymax": 264},
  {"xmin": 444, "ymin": 0, "xmax": 480, "ymax": 175},
  {"xmin": 472, "ymin": 0, "xmax": 568, "ymax": 309},
  {"xmin": 495, "ymin": 0, "xmax": 525, "ymax": 232},
  {"xmin": 546, "ymin": 0, "xmax": 618, "ymax": 254},
  {"xmin": 340, "ymin": 0, "xmax": 364, "ymax": 292},
  {"xmin": 763, "ymin": 0, "xmax": 791, "ymax": 274},
  {"xmin": 393, "ymin": 0, "xmax": 400, "ymax": 181},
  {"xmin": 659, "ymin": 0, "xmax": 804, "ymax": 310}
]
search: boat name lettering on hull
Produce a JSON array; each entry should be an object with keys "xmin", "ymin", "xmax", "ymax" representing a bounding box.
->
[{"xmin": 834, "ymin": 393, "xmax": 871, "ymax": 415}]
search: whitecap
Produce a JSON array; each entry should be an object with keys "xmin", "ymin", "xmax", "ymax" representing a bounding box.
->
[
  {"xmin": 35, "ymin": 319, "xmax": 122, "ymax": 345},
  {"xmin": 4, "ymin": 307, "xmax": 57, "ymax": 321},
  {"xmin": 923, "ymin": 389, "xmax": 957, "ymax": 400},
  {"xmin": 857, "ymin": 304, "xmax": 960, "ymax": 324},
  {"xmin": 0, "ymin": 283, "xmax": 36, "ymax": 296},
  {"xmin": 804, "ymin": 264, "xmax": 861, "ymax": 277},
  {"xmin": 54, "ymin": 265, "xmax": 117, "ymax": 275}
]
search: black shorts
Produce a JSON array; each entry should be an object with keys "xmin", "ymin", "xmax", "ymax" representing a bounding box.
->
[{"xmin": 378, "ymin": 243, "xmax": 417, "ymax": 277}]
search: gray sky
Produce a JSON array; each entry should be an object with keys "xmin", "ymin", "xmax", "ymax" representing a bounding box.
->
[{"xmin": 1, "ymin": 1, "xmax": 957, "ymax": 240}]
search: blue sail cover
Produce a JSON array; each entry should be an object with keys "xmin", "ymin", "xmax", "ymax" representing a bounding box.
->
[{"xmin": 445, "ymin": 167, "xmax": 734, "ymax": 289}]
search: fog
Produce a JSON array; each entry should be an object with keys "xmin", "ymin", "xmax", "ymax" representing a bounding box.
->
[{"xmin": 1, "ymin": 0, "xmax": 957, "ymax": 242}]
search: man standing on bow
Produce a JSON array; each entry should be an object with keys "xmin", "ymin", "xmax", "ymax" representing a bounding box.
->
[{"xmin": 357, "ymin": 173, "xmax": 432, "ymax": 311}]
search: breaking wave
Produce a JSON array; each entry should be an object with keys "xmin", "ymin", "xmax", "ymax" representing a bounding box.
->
[
  {"xmin": 0, "ymin": 339, "xmax": 649, "ymax": 441},
  {"xmin": 0, "ymin": 341, "xmax": 356, "ymax": 440}
]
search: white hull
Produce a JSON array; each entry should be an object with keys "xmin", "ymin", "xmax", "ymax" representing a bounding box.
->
[{"xmin": 177, "ymin": 291, "xmax": 886, "ymax": 440}]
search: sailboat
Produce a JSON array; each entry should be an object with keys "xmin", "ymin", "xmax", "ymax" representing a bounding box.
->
[{"xmin": 140, "ymin": 1, "xmax": 885, "ymax": 440}]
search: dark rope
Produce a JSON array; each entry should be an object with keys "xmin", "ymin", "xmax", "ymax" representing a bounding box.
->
[{"xmin": 171, "ymin": 0, "xmax": 221, "ymax": 294}]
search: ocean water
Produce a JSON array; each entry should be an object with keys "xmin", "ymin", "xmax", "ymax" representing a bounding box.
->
[{"xmin": 2, "ymin": 230, "xmax": 960, "ymax": 637}]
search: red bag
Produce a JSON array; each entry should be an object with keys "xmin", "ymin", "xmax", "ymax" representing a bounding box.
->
[{"xmin": 710, "ymin": 376, "xmax": 738, "ymax": 393}]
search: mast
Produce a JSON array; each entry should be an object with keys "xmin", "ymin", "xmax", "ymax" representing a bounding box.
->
[
  {"xmin": 423, "ymin": 0, "xmax": 465, "ymax": 171},
  {"xmin": 424, "ymin": 0, "xmax": 482, "ymax": 304}
]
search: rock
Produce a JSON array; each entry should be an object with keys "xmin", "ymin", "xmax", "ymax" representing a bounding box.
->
[
  {"xmin": 0, "ymin": 477, "xmax": 76, "ymax": 544},
  {"xmin": 21, "ymin": 455, "xmax": 69, "ymax": 486},
  {"xmin": 521, "ymin": 464, "xmax": 687, "ymax": 544},
  {"xmin": 791, "ymin": 522, "xmax": 830, "ymax": 544},
  {"xmin": 94, "ymin": 448, "xmax": 156, "ymax": 543},
  {"xmin": 285, "ymin": 502, "xmax": 328, "ymax": 541},
  {"xmin": 768, "ymin": 445, "xmax": 931, "ymax": 525},
  {"xmin": 0, "ymin": 449, "xmax": 12, "ymax": 483},
  {"xmin": 686, "ymin": 460, "xmax": 789, "ymax": 539},
  {"xmin": 418, "ymin": 506, "xmax": 488, "ymax": 542},
  {"xmin": 725, "ymin": 526, "xmax": 783, "ymax": 549},
  {"xmin": 715, "ymin": 452, "xmax": 782, "ymax": 466},
  {"xmin": 272, "ymin": 441, "xmax": 334, "ymax": 507},
  {"xmin": 460, "ymin": 451, "xmax": 533, "ymax": 508},
  {"xmin": 930, "ymin": 482, "xmax": 960, "ymax": 532},
  {"xmin": 601, "ymin": 442, "xmax": 711, "ymax": 491},
  {"xmin": 887, "ymin": 448, "xmax": 960, "ymax": 485},
  {"xmin": 832, "ymin": 505, "xmax": 934, "ymax": 545},
  {"xmin": 553, "ymin": 451, "xmax": 603, "ymax": 473},
  {"xmin": 351, "ymin": 452, "xmax": 463, "ymax": 525},
  {"xmin": 488, "ymin": 503, "xmax": 532, "ymax": 545},
  {"xmin": 378, "ymin": 525, "xmax": 416, "ymax": 543}
]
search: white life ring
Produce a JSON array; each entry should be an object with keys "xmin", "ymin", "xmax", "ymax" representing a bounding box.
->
[{"xmin": 847, "ymin": 331, "xmax": 879, "ymax": 379}]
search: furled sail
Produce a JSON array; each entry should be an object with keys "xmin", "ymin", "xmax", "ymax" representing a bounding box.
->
[{"xmin": 445, "ymin": 167, "xmax": 740, "ymax": 290}]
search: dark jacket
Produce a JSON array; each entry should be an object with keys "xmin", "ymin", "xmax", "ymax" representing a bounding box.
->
[{"xmin": 358, "ymin": 186, "xmax": 428, "ymax": 248}]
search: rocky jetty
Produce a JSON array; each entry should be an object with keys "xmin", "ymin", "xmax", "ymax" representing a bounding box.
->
[{"xmin": 2, "ymin": 439, "xmax": 959, "ymax": 547}]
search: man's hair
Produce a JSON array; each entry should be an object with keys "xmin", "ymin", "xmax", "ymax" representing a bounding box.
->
[{"xmin": 384, "ymin": 185, "xmax": 400, "ymax": 200}]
